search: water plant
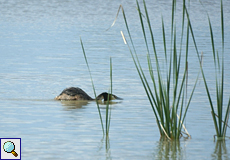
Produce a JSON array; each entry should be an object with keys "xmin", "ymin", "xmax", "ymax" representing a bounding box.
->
[
  {"xmin": 199, "ymin": 0, "xmax": 230, "ymax": 140},
  {"xmin": 105, "ymin": 57, "xmax": 113, "ymax": 139},
  {"xmin": 80, "ymin": 38, "xmax": 113, "ymax": 142},
  {"xmin": 105, "ymin": 57, "xmax": 113, "ymax": 148},
  {"xmin": 114, "ymin": 0, "xmax": 199, "ymax": 140}
]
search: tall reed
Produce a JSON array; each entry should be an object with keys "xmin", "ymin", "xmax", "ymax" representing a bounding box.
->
[
  {"xmin": 118, "ymin": 0, "xmax": 199, "ymax": 140},
  {"xmin": 80, "ymin": 38, "xmax": 113, "ymax": 141},
  {"xmin": 199, "ymin": 0, "xmax": 230, "ymax": 140},
  {"xmin": 80, "ymin": 37, "xmax": 104, "ymax": 134},
  {"xmin": 105, "ymin": 57, "xmax": 113, "ymax": 147}
]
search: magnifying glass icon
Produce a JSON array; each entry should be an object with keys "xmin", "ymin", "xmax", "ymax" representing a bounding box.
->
[{"xmin": 3, "ymin": 141, "xmax": 18, "ymax": 157}]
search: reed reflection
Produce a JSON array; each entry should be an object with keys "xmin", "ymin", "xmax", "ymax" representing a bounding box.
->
[
  {"xmin": 153, "ymin": 139, "xmax": 185, "ymax": 160},
  {"xmin": 212, "ymin": 140, "xmax": 229, "ymax": 160}
]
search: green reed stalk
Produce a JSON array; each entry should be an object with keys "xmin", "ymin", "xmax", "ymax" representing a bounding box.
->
[
  {"xmin": 199, "ymin": 0, "xmax": 230, "ymax": 139},
  {"xmin": 105, "ymin": 57, "xmax": 113, "ymax": 138},
  {"xmin": 119, "ymin": 0, "xmax": 199, "ymax": 140},
  {"xmin": 80, "ymin": 37, "xmax": 105, "ymax": 135},
  {"xmin": 105, "ymin": 58, "xmax": 113, "ymax": 148},
  {"xmin": 80, "ymin": 38, "xmax": 114, "ymax": 140}
]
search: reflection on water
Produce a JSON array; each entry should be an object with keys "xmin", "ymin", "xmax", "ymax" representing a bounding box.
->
[
  {"xmin": 153, "ymin": 139, "xmax": 187, "ymax": 160},
  {"xmin": 212, "ymin": 140, "xmax": 230, "ymax": 160},
  {"xmin": 60, "ymin": 100, "xmax": 122, "ymax": 109},
  {"xmin": 97, "ymin": 137, "xmax": 112, "ymax": 160},
  {"xmin": 61, "ymin": 100, "xmax": 91, "ymax": 109}
]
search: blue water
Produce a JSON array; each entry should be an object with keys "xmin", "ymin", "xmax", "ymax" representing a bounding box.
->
[{"xmin": 0, "ymin": 0, "xmax": 230, "ymax": 159}]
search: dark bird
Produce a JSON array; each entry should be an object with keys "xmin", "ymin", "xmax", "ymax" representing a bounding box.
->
[{"xmin": 55, "ymin": 87, "xmax": 122, "ymax": 101}]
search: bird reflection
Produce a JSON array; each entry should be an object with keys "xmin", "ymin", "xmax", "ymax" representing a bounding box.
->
[{"xmin": 60, "ymin": 100, "xmax": 122, "ymax": 109}]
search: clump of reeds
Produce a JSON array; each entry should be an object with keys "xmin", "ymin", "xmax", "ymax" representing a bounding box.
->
[
  {"xmin": 117, "ymin": 0, "xmax": 199, "ymax": 140},
  {"xmin": 199, "ymin": 0, "xmax": 230, "ymax": 140}
]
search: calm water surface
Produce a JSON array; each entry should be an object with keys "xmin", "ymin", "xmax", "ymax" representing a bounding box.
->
[{"xmin": 0, "ymin": 0, "xmax": 230, "ymax": 159}]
